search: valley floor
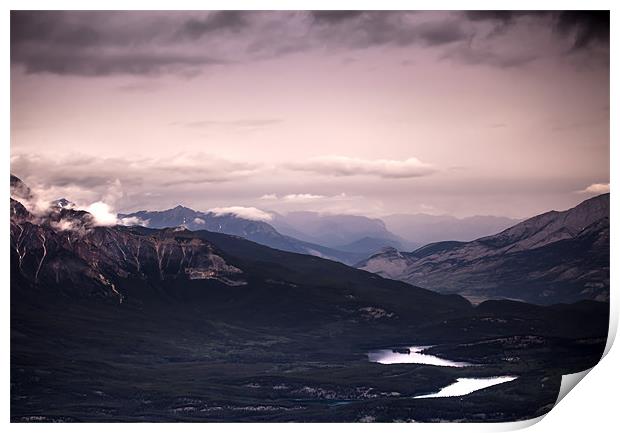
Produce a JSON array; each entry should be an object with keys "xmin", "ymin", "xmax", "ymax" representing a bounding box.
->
[{"xmin": 11, "ymin": 294, "xmax": 607, "ymax": 423}]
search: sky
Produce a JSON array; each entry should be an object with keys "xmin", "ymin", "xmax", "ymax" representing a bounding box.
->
[{"xmin": 10, "ymin": 10, "xmax": 610, "ymax": 220}]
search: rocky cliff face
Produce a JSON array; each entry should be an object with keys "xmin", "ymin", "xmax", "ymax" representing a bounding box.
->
[
  {"xmin": 358, "ymin": 194, "xmax": 610, "ymax": 305},
  {"xmin": 11, "ymin": 192, "xmax": 247, "ymax": 303}
]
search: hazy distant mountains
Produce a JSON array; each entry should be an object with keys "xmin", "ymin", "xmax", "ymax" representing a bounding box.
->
[
  {"xmin": 269, "ymin": 211, "xmax": 415, "ymax": 252},
  {"xmin": 269, "ymin": 211, "xmax": 522, "ymax": 249},
  {"xmin": 119, "ymin": 206, "xmax": 366, "ymax": 265},
  {"xmin": 382, "ymin": 214, "xmax": 521, "ymax": 245},
  {"xmin": 118, "ymin": 206, "xmax": 524, "ymax": 261},
  {"xmin": 358, "ymin": 194, "xmax": 610, "ymax": 305}
]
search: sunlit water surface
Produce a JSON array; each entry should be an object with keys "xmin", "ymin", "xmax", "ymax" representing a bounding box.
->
[
  {"xmin": 367, "ymin": 346, "xmax": 472, "ymax": 367},
  {"xmin": 368, "ymin": 346, "xmax": 518, "ymax": 398},
  {"xmin": 413, "ymin": 376, "xmax": 518, "ymax": 398}
]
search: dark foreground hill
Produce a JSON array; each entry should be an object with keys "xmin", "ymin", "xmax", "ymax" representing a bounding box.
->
[{"xmin": 358, "ymin": 194, "xmax": 609, "ymax": 305}]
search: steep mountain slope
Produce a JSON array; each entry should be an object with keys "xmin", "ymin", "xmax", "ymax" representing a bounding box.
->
[
  {"xmin": 382, "ymin": 213, "xmax": 521, "ymax": 245},
  {"xmin": 358, "ymin": 194, "xmax": 609, "ymax": 304},
  {"xmin": 119, "ymin": 207, "xmax": 366, "ymax": 265},
  {"xmin": 10, "ymin": 174, "xmax": 33, "ymax": 201}
]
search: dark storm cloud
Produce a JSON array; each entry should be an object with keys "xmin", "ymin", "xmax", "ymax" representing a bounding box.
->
[
  {"xmin": 556, "ymin": 11, "xmax": 610, "ymax": 50},
  {"xmin": 11, "ymin": 10, "xmax": 473, "ymax": 76},
  {"xmin": 12, "ymin": 11, "xmax": 149, "ymax": 47},
  {"xmin": 313, "ymin": 12, "xmax": 469, "ymax": 49},
  {"xmin": 11, "ymin": 11, "xmax": 61, "ymax": 44},
  {"xmin": 177, "ymin": 11, "xmax": 250, "ymax": 39},
  {"xmin": 16, "ymin": 50, "xmax": 223, "ymax": 76},
  {"xmin": 11, "ymin": 11, "xmax": 227, "ymax": 76},
  {"xmin": 10, "ymin": 10, "xmax": 609, "ymax": 77},
  {"xmin": 464, "ymin": 10, "xmax": 610, "ymax": 50},
  {"xmin": 310, "ymin": 9, "xmax": 465, "ymax": 47},
  {"xmin": 442, "ymin": 45, "xmax": 537, "ymax": 69},
  {"xmin": 464, "ymin": 10, "xmax": 545, "ymax": 23},
  {"xmin": 310, "ymin": 10, "xmax": 365, "ymax": 23},
  {"xmin": 414, "ymin": 20, "xmax": 468, "ymax": 45},
  {"xmin": 439, "ymin": 10, "xmax": 609, "ymax": 69}
]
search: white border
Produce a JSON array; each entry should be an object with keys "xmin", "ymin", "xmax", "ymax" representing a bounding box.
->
[{"xmin": 3, "ymin": 1, "xmax": 617, "ymax": 431}]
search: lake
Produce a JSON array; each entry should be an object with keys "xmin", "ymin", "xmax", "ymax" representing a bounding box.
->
[
  {"xmin": 367, "ymin": 346, "xmax": 472, "ymax": 367},
  {"xmin": 368, "ymin": 345, "xmax": 518, "ymax": 398},
  {"xmin": 413, "ymin": 376, "xmax": 518, "ymax": 398}
]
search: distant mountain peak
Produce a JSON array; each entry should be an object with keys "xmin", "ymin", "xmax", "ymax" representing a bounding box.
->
[
  {"xmin": 172, "ymin": 204, "xmax": 194, "ymax": 211},
  {"xmin": 53, "ymin": 198, "xmax": 75, "ymax": 209}
]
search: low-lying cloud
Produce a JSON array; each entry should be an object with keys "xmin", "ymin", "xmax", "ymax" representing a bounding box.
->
[
  {"xmin": 119, "ymin": 215, "xmax": 150, "ymax": 227},
  {"xmin": 11, "ymin": 152, "xmax": 260, "ymax": 203},
  {"xmin": 84, "ymin": 201, "xmax": 119, "ymax": 226},
  {"xmin": 578, "ymin": 183, "xmax": 610, "ymax": 194},
  {"xmin": 260, "ymin": 193, "xmax": 350, "ymax": 203},
  {"xmin": 208, "ymin": 206, "xmax": 273, "ymax": 222},
  {"xmin": 11, "ymin": 175, "xmax": 123, "ymax": 228},
  {"xmin": 288, "ymin": 156, "xmax": 436, "ymax": 179}
]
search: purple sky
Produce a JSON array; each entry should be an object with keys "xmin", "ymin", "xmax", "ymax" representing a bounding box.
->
[{"xmin": 10, "ymin": 11, "xmax": 609, "ymax": 219}]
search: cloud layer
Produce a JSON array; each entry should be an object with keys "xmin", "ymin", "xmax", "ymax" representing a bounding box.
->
[
  {"xmin": 11, "ymin": 153, "xmax": 436, "ymax": 210},
  {"xmin": 288, "ymin": 156, "xmax": 436, "ymax": 179},
  {"xmin": 11, "ymin": 11, "xmax": 609, "ymax": 77},
  {"xmin": 578, "ymin": 183, "xmax": 610, "ymax": 194},
  {"xmin": 10, "ymin": 152, "xmax": 261, "ymax": 215},
  {"xmin": 208, "ymin": 206, "xmax": 273, "ymax": 221}
]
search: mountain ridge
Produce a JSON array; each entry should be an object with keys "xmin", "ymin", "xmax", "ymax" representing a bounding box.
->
[
  {"xmin": 10, "ymin": 175, "xmax": 471, "ymax": 327},
  {"xmin": 358, "ymin": 194, "xmax": 609, "ymax": 305},
  {"xmin": 382, "ymin": 213, "xmax": 521, "ymax": 245},
  {"xmin": 119, "ymin": 206, "xmax": 368, "ymax": 265}
]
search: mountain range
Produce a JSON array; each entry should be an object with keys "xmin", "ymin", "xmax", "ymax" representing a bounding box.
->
[
  {"xmin": 268, "ymin": 211, "xmax": 416, "ymax": 251},
  {"xmin": 117, "ymin": 207, "xmax": 521, "ymax": 261},
  {"xmin": 11, "ymin": 175, "xmax": 468, "ymax": 326},
  {"xmin": 358, "ymin": 194, "xmax": 610, "ymax": 305},
  {"xmin": 119, "ymin": 206, "xmax": 368, "ymax": 265},
  {"xmin": 10, "ymin": 173, "xmax": 608, "ymax": 331}
]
